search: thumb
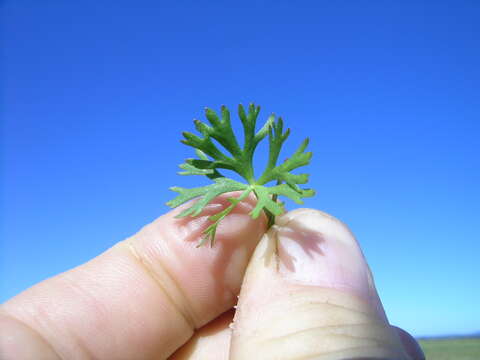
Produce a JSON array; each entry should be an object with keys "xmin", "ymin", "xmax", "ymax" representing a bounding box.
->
[{"xmin": 230, "ymin": 209, "xmax": 413, "ymax": 360}]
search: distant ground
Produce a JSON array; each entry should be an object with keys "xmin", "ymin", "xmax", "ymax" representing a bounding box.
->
[{"xmin": 418, "ymin": 338, "xmax": 480, "ymax": 360}]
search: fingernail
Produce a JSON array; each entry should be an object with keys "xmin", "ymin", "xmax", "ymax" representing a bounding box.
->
[{"xmin": 277, "ymin": 209, "xmax": 385, "ymax": 316}]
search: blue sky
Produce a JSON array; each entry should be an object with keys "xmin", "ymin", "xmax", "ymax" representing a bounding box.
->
[{"xmin": 2, "ymin": 1, "xmax": 479, "ymax": 337}]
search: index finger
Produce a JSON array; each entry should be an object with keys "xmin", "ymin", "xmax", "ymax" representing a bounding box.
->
[{"xmin": 1, "ymin": 193, "xmax": 265, "ymax": 360}]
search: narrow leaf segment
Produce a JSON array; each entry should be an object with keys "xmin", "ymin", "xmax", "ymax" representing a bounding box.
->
[{"xmin": 166, "ymin": 103, "xmax": 315, "ymax": 246}]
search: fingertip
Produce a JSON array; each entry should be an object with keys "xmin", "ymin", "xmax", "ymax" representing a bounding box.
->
[
  {"xmin": 275, "ymin": 208, "xmax": 387, "ymax": 319},
  {"xmin": 231, "ymin": 208, "xmax": 411, "ymax": 360},
  {"xmin": 127, "ymin": 191, "xmax": 267, "ymax": 326},
  {"xmin": 276, "ymin": 208, "xmax": 340, "ymax": 226}
]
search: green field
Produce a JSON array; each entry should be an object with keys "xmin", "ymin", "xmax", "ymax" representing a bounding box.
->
[{"xmin": 418, "ymin": 338, "xmax": 480, "ymax": 360}]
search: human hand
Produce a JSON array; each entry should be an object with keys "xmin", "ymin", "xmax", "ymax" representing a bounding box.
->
[{"xmin": 1, "ymin": 194, "xmax": 424, "ymax": 359}]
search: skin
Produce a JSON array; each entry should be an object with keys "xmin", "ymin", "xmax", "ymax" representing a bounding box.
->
[{"xmin": 0, "ymin": 194, "xmax": 425, "ymax": 359}]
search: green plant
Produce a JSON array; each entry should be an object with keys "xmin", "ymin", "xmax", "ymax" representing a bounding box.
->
[{"xmin": 167, "ymin": 103, "xmax": 315, "ymax": 246}]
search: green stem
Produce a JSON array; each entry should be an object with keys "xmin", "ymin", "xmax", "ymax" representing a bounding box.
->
[
  {"xmin": 265, "ymin": 209, "xmax": 276, "ymax": 228},
  {"xmin": 267, "ymin": 180, "xmax": 282, "ymax": 228}
]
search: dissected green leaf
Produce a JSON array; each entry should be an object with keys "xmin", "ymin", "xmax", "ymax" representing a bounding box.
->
[
  {"xmin": 250, "ymin": 185, "xmax": 285, "ymax": 219},
  {"xmin": 266, "ymin": 183, "xmax": 315, "ymax": 204},
  {"xmin": 178, "ymin": 162, "xmax": 214, "ymax": 176},
  {"xmin": 167, "ymin": 103, "xmax": 315, "ymax": 246},
  {"xmin": 168, "ymin": 177, "xmax": 248, "ymax": 217},
  {"xmin": 201, "ymin": 188, "xmax": 252, "ymax": 247}
]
